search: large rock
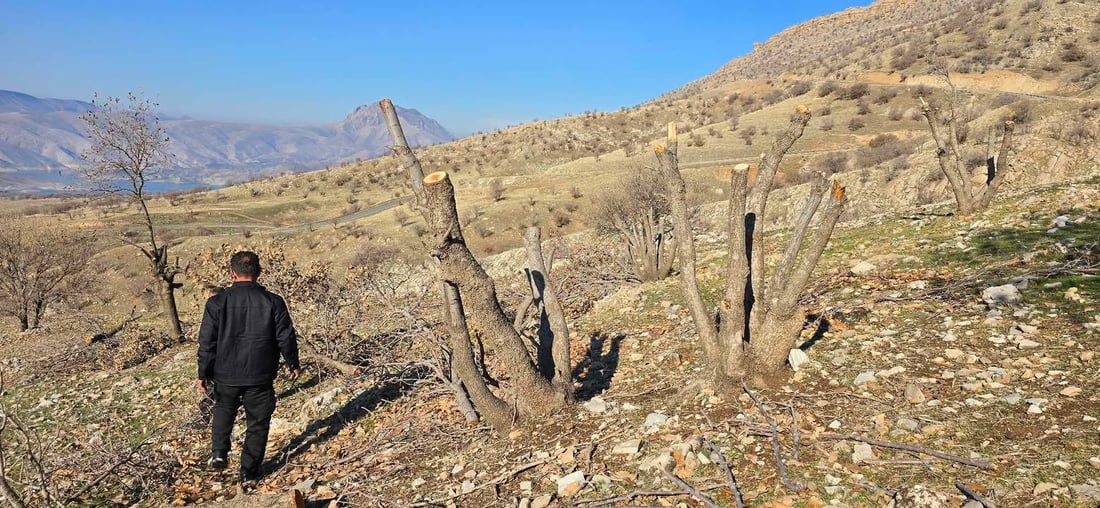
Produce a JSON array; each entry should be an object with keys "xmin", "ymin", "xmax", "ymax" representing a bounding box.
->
[
  {"xmin": 556, "ymin": 471, "xmax": 586, "ymax": 497},
  {"xmin": 611, "ymin": 439, "xmax": 642, "ymax": 455},
  {"xmin": 850, "ymin": 261, "xmax": 878, "ymax": 276},
  {"xmin": 893, "ymin": 485, "xmax": 949, "ymax": 508},
  {"xmin": 852, "ymin": 442, "xmax": 875, "ymax": 464},
  {"xmin": 982, "ymin": 284, "xmax": 1021, "ymax": 306}
]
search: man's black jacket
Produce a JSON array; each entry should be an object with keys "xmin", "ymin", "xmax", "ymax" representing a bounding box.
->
[{"xmin": 197, "ymin": 281, "xmax": 300, "ymax": 386}]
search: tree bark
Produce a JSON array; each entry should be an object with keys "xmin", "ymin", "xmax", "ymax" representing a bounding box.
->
[
  {"xmin": 159, "ymin": 276, "xmax": 183, "ymax": 341},
  {"xmin": 655, "ymin": 123, "xmax": 721, "ymax": 361},
  {"xmin": 441, "ymin": 282, "xmax": 511, "ymax": 432},
  {"xmin": 717, "ymin": 166, "xmax": 750, "ymax": 378},
  {"xmin": 380, "ymin": 99, "xmax": 426, "ymax": 200},
  {"xmin": 422, "ymin": 172, "xmax": 566, "ymax": 417},
  {"xmin": 523, "ymin": 227, "xmax": 574, "ymax": 402},
  {"xmin": 658, "ymin": 106, "xmax": 846, "ymax": 387},
  {"xmin": 920, "ymin": 99, "xmax": 975, "ymax": 215},
  {"xmin": 975, "ymin": 120, "xmax": 1015, "ymax": 210}
]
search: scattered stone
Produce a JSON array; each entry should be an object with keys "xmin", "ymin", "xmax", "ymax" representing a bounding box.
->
[
  {"xmin": 531, "ymin": 494, "xmax": 553, "ymax": 508},
  {"xmin": 850, "ymin": 261, "xmax": 877, "ymax": 275},
  {"xmin": 519, "ymin": 481, "xmax": 533, "ymax": 493},
  {"xmin": 639, "ymin": 452, "xmax": 674, "ymax": 473},
  {"xmin": 643, "ymin": 412, "xmax": 669, "ymax": 429},
  {"xmin": 963, "ymin": 501, "xmax": 983, "ymax": 508},
  {"xmin": 1044, "ymin": 281, "xmax": 1064, "ymax": 289},
  {"xmin": 893, "ymin": 484, "xmax": 948, "ymax": 508},
  {"xmin": 788, "ymin": 349, "xmax": 810, "ymax": 372},
  {"xmin": 621, "ymin": 402, "xmax": 640, "ymax": 411},
  {"xmin": 1000, "ymin": 393, "xmax": 1023, "ymax": 405},
  {"xmin": 1061, "ymin": 386, "xmax": 1082, "ymax": 397},
  {"xmin": 1071, "ymin": 484, "xmax": 1100, "ymax": 501},
  {"xmin": 557, "ymin": 471, "xmax": 586, "ymax": 497},
  {"xmin": 1065, "ymin": 287, "xmax": 1085, "ymax": 303},
  {"xmin": 853, "ymin": 371, "xmax": 876, "ymax": 386},
  {"xmin": 944, "ymin": 349, "xmax": 965, "ymax": 360},
  {"xmin": 461, "ymin": 480, "xmax": 475, "ymax": 494},
  {"xmin": 896, "ymin": 417, "xmax": 920, "ymax": 432},
  {"xmin": 1014, "ymin": 324, "xmax": 1039, "ymax": 335},
  {"xmin": 410, "ymin": 478, "xmax": 425, "ymax": 489},
  {"xmin": 1081, "ymin": 351, "xmax": 1096, "ymax": 362},
  {"xmin": 1028, "ymin": 404, "xmax": 1043, "ymax": 415},
  {"xmin": 878, "ymin": 366, "xmax": 906, "ymax": 378},
  {"xmin": 1088, "ymin": 457, "xmax": 1100, "ymax": 469},
  {"xmin": 582, "ymin": 397, "xmax": 608, "ymax": 414},
  {"xmin": 294, "ymin": 479, "xmax": 316, "ymax": 491},
  {"xmin": 611, "ymin": 439, "xmax": 642, "ymax": 455},
  {"xmin": 982, "ymin": 284, "xmax": 1021, "ymax": 306},
  {"xmin": 1017, "ymin": 338, "xmax": 1040, "ymax": 349},
  {"xmin": 904, "ymin": 384, "xmax": 927, "ymax": 404},
  {"xmin": 852, "ymin": 443, "xmax": 875, "ymax": 464},
  {"xmin": 591, "ymin": 474, "xmax": 612, "ymax": 488},
  {"xmin": 1034, "ymin": 482, "xmax": 1059, "ymax": 496},
  {"xmin": 961, "ymin": 382, "xmax": 983, "ymax": 392}
]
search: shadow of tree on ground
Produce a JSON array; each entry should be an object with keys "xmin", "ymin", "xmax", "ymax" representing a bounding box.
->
[
  {"xmin": 264, "ymin": 367, "xmax": 422, "ymax": 473},
  {"xmin": 572, "ymin": 332, "xmax": 622, "ymax": 401}
]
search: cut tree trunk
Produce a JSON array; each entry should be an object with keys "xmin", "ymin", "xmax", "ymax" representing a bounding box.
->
[
  {"xmin": 921, "ymin": 97, "xmax": 1016, "ymax": 215},
  {"xmin": 523, "ymin": 227, "xmax": 574, "ymax": 402},
  {"xmin": 657, "ymin": 106, "xmax": 847, "ymax": 387},
  {"xmin": 422, "ymin": 172, "xmax": 567, "ymax": 417},
  {"xmin": 158, "ymin": 276, "xmax": 183, "ymax": 341},
  {"xmin": 441, "ymin": 282, "xmax": 511, "ymax": 431}
]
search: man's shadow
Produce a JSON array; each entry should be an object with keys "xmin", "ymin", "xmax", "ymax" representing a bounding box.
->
[
  {"xmin": 264, "ymin": 368, "xmax": 421, "ymax": 472},
  {"xmin": 571, "ymin": 332, "xmax": 622, "ymax": 401}
]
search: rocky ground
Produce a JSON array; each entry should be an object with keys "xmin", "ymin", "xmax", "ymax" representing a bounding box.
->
[{"xmin": 1, "ymin": 178, "xmax": 1098, "ymax": 508}]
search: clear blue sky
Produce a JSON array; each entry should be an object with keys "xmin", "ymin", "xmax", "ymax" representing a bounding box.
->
[{"xmin": 1, "ymin": 0, "xmax": 872, "ymax": 136}]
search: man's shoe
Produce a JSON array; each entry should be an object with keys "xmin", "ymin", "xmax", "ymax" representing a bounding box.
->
[{"xmin": 208, "ymin": 455, "xmax": 228, "ymax": 470}]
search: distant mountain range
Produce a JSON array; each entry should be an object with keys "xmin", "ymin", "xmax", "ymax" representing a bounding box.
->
[{"xmin": 0, "ymin": 90, "xmax": 454, "ymax": 192}]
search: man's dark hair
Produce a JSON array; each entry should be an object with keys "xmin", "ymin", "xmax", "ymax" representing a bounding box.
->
[{"xmin": 230, "ymin": 251, "xmax": 261, "ymax": 279}]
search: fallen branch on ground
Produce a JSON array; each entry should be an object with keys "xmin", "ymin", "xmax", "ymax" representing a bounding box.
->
[
  {"xmin": 743, "ymin": 382, "xmax": 802, "ymax": 492},
  {"xmin": 956, "ymin": 480, "xmax": 997, "ymax": 508},
  {"xmin": 661, "ymin": 469, "xmax": 721, "ymax": 508},
  {"xmin": 703, "ymin": 439, "xmax": 745, "ymax": 508},
  {"xmin": 576, "ymin": 483, "xmax": 726, "ymax": 507},
  {"xmin": 819, "ymin": 433, "xmax": 991, "ymax": 469}
]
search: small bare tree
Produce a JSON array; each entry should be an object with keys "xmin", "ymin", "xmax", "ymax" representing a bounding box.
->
[
  {"xmin": 656, "ymin": 107, "xmax": 848, "ymax": 387},
  {"xmin": 920, "ymin": 68, "xmax": 1015, "ymax": 215},
  {"xmin": 590, "ymin": 170, "xmax": 677, "ymax": 282},
  {"xmin": 0, "ymin": 222, "xmax": 92, "ymax": 331},
  {"xmin": 381, "ymin": 99, "xmax": 573, "ymax": 432},
  {"xmin": 81, "ymin": 92, "xmax": 183, "ymax": 340}
]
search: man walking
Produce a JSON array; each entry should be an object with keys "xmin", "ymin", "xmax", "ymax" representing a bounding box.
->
[{"xmin": 197, "ymin": 251, "xmax": 300, "ymax": 483}]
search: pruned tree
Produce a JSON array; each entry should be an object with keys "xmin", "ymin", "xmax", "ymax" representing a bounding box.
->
[
  {"xmin": 81, "ymin": 92, "xmax": 183, "ymax": 340},
  {"xmin": 655, "ymin": 107, "xmax": 848, "ymax": 386},
  {"xmin": 590, "ymin": 170, "xmax": 677, "ymax": 282},
  {"xmin": 919, "ymin": 68, "xmax": 1015, "ymax": 215},
  {"xmin": 380, "ymin": 99, "xmax": 573, "ymax": 432},
  {"xmin": 0, "ymin": 221, "xmax": 92, "ymax": 331}
]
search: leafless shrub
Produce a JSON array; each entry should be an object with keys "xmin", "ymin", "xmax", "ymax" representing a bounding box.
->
[
  {"xmin": 838, "ymin": 83, "xmax": 870, "ymax": 100},
  {"xmin": 0, "ymin": 221, "xmax": 93, "ymax": 331},
  {"xmin": 488, "ymin": 178, "xmax": 505, "ymax": 201},
  {"xmin": 590, "ymin": 170, "xmax": 676, "ymax": 282},
  {"xmin": 812, "ymin": 152, "xmax": 850, "ymax": 175}
]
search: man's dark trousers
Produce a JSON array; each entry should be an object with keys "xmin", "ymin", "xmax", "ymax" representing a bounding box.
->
[{"xmin": 212, "ymin": 383, "xmax": 275, "ymax": 478}]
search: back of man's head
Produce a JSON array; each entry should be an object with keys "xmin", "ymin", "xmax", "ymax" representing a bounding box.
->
[{"xmin": 230, "ymin": 251, "xmax": 261, "ymax": 279}]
